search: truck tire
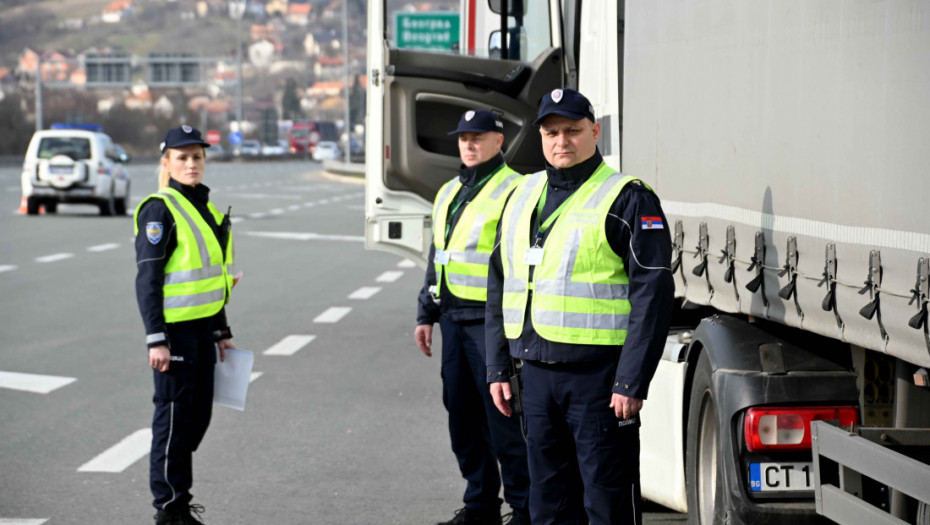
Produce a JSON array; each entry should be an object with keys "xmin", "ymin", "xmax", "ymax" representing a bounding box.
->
[{"xmin": 686, "ymin": 351, "xmax": 725, "ymax": 525}]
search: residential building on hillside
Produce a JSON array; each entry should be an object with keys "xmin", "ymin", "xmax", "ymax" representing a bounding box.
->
[{"xmin": 102, "ymin": 1, "xmax": 133, "ymax": 23}]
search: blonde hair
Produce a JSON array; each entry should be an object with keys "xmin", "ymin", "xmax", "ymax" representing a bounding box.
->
[{"xmin": 156, "ymin": 146, "xmax": 206, "ymax": 189}]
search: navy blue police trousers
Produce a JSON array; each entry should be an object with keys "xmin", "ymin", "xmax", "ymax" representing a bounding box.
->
[
  {"xmin": 150, "ymin": 317, "xmax": 216, "ymax": 511},
  {"xmin": 439, "ymin": 317, "xmax": 530, "ymax": 512},
  {"xmin": 521, "ymin": 359, "xmax": 642, "ymax": 525}
]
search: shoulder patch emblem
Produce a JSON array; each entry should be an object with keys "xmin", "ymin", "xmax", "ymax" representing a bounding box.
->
[
  {"xmin": 146, "ymin": 221, "xmax": 164, "ymax": 244},
  {"xmin": 641, "ymin": 216, "xmax": 665, "ymax": 230}
]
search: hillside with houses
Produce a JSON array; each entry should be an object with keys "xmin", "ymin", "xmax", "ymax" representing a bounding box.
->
[{"xmin": 0, "ymin": 0, "xmax": 393, "ymax": 156}]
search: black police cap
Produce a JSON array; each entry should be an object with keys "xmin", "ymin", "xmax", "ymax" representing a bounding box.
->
[
  {"xmin": 533, "ymin": 88, "xmax": 596, "ymax": 126},
  {"xmin": 160, "ymin": 125, "xmax": 211, "ymax": 153},
  {"xmin": 447, "ymin": 109, "xmax": 505, "ymax": 135}
]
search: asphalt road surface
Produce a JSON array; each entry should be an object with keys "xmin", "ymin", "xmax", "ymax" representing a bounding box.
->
[{"xmin": 0, "ymin": 160, "xmax": 687, "ymax": 524}]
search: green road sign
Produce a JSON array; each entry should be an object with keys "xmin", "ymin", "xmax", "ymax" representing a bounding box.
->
[{"xmin": 395, "ymin": 12, "xmax": 460, "ymax": 52}]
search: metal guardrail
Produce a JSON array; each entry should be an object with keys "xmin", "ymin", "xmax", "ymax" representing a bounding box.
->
[{"xmin": 811, "ymin": 420, "xmax": 930, "ymax": 525}]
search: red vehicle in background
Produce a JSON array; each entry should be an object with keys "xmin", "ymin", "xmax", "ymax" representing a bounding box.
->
[{"xmin": 288, "ymin": 121, "xmax": 338, "ymax": 155}]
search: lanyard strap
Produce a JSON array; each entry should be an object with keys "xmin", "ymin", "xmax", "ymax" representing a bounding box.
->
[
  {"xmin": 443, "ymin": 167, "xmax": 500, "ymax": 244},
  {"xmin": 534, "ymin": 183, "xmax": 578, "ymax": 241}
]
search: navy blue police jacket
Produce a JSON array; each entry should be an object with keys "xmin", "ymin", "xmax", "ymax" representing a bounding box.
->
[
  {"xmin": 135, "ymin": 178, "xmax": 231, "ymax": 349},
  {"xmin": 417, "ymin": 153, "xmax": 508, "ymax": 326},
  {"xmin": 485, "ymin": 150, "xmax": 675, "ymax": 399}
]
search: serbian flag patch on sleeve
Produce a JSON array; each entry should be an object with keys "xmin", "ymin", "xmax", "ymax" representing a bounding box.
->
[{"xmin": 641, "ymin": 216, "xmax": 664, "ymax": 230}]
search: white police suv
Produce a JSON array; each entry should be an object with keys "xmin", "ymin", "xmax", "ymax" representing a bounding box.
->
[{"xmin": 21, "ymin": 123, "xmax": 131, "ymax": 216}]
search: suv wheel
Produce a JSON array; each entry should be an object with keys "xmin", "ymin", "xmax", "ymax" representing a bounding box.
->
[
  {"xmin": 99, "ymin": 193, "xmax": 115, "ymax": 216},
  {"xmin": 114, "ymin": 181, "xmax": 129, "ymax": 216},
  {"xmin": 44, "ymin": 201, "xmax": 58, "ymax": 214},
  {"xmin": 26, "ymin": 196, "xmax": 40, "ymax": 215}
]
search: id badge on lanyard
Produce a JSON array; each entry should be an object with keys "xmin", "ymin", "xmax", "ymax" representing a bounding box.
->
[
  {"xmin": 523, "ymin": 246, "xmax": 544, "ymax": 266},
  {"xmin": 434, "ymin": 249, "xmax": 451, "ymax": 265}
]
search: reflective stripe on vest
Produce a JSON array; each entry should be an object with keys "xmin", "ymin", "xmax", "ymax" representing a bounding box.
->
[
  {"xmin": 501, "ymin": 163, "xmax": 641, "ymax": 345},
  {"xmin": 133, "ymin": 188, "xmax": 235, "ymax": 322},
  {"xmin": 432, "ymin": 165, "xmax": 521, "ymax": 301}
]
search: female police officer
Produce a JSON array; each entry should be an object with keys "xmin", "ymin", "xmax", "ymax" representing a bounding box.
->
[{"xmin": 134, "ymin": 125, "xmax": 236, "ymax": 525}]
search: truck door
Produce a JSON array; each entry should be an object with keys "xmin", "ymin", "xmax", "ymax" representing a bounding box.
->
[{"xmin": 365, "ymin": 0, "xmax": 563, "ymax": 265}]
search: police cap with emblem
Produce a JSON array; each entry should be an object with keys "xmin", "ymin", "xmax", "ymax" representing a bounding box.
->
[
  {"xmin": 533, "ymin": 88, "xmax": 596, "ymax": 126},
  {"xmin": 447, "ymin": 109, "xmax": 505, "ymax": 135},
  {"xmin": 160, "ymin": 125, "xmax": 211, "ymax": 153}
]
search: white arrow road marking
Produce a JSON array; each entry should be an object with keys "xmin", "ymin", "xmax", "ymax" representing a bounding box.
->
[
  {"xmin": 314, "ymin": 307, "xmax": 352, "ymax": 323},
  {"xmin": 0, "ymin": 265, "xmax": 17, "ymax": 273},
  {"xmin": 349, "ymin": 287, "xmax": 382, "ymax": 300},
  {"xmin": 77, "ymin": 428, "xmax": 151, "ymax": 473},
  {"xmin": 87, "ymin": 243, "xmax": 120, "ymax": 252},
  {"xmin": 35, "ymin": 253, "xmax": 74, "ymax": 263},
  {"xmin": 264, "ymin": 335, "xmax": 316, "ymax": 356},
  {"xmin": 242, "ymin": 231, "xmax": 364, "ymax": 242},
  {"xmin": 0, "ymin": 371, "xmax": 76, "ymax": 394},
  {"xmin": 376, "ymin": 271, "xmax": 404, "ymax": 283}
]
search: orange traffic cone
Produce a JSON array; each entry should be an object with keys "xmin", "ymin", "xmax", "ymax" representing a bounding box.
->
[{"xmin": 17, "ymin": 196, "xmax": 45, "ymax": 215}]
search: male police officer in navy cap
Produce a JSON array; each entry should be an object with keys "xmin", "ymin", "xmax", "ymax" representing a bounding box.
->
[
  {"xmin": 415, "ymin": 109, "xmax": 530, "ymax": 525},
  {"xmin": 485, "ymin": 89, "xmax": 675, "ymax": 524}
]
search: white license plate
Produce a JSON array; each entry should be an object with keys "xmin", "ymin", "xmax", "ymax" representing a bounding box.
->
[{"xmin": 749, "ymin": 462, "xmax": 813, "ymax": 492}]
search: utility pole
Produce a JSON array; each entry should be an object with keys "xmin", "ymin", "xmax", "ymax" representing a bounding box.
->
[
  {"xmin": 231, "ymin": 0, "xmax": 245, "ymax": 133},
  {"xmin": 35, "ymin": 54, "xmax": 43, "ymax": 132},
  {"xmin": 343, "ymin": 0, "xmax": 351, "ymax": 163}
]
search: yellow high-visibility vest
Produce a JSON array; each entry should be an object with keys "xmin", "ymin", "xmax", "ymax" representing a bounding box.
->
[
  {"xmin": 432, "ymin": 164, "xmax": 521, "ymax": 301},
  {"xmin": 501, "ymin": 163, "xmax": 646, "ymax": 345},
  {"xmin": 134, "ymin": 188, "xmax": 235, "ymax": 322}
]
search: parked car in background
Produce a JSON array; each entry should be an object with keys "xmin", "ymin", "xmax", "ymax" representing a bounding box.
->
[
  {"xmin": 237, "ymin": 139, "xmax": 261, "ymax": 157},
  {"xmin": 312, "ymin": 141, "xmax": 340, "ymax": 161},
  {"xmin": 206, "ymin": 144, "xmax": 228, "ymax": 161},
  {"xmin": 261, "ymin": 140, "xmax": 286, "ymax": 157},
  {"xmin": 21, "ymin": 123, "xmax": 131, "ymax": 216}
]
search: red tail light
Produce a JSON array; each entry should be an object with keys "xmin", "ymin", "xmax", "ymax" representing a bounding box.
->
[{"xmin": 744, "ymin": 406, "xmax": 859, "ymax": 452}]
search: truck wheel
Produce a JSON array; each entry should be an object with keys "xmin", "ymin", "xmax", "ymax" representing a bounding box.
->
[
  {"xmin": 686, "ymin": 351, "xmax": 725, "ymax": 524},
  {"xmin": 26, "ymin": 197, "xmax": 40, "ymax": 215}
]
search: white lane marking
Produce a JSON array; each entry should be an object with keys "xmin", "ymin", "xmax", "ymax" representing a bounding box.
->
[
  {"xmin": 0, "ymin": 519, "xmax": 49, "ymax": 524},
  {"xmin": 287, "ymin": 205, "xmax": 301, "ymax": 211},
  {"xmin": 77, "ymin": 428, "xmax": 152, "ymax": 473},
  {"xmin": 397, "ymin": 259, "xmax": 416, "ymax": 268},
  {"xmin": 35, "ymin": 253, "xmax": 74, "ymax": 263},
  {"xmin": 87, "ymin": 243, "xmax": 120, "ymax": 252},
  {"xmin": 376, "ymin": 271, "xmax": 404, "ymax": 283},
  {"xmin": 242, "ymin": 231, "xmax": 364, "ymax": 242},
  {"xmin": 269, "ymin": 208, "xmax": 285, "ymax": 215},
  {"xmin": 250, "ymin": 372, "xmax": 263, "ymax": 383},
  {"xmin": 314, "ymin": 307, "xmax": 352, "ymax": 323},
  {"xmin": 264, "ymin": 335, "xmax": 316, "ymax": 356},
  {"xmin": 303, "ymin": 202, "xmax": 316, "ymax": 207},
  {"xmin": 0, "ymin": 265, "xmax": 17, "ymax": 273},
  {"xmin": 227, "ymin": 193, "xmax": 302, "ymax": 200},
  {"xmin": 0, "ymin": 371, "xmax": 76, "ymax": 394},
  {"xmin": 248, "ymin": 212, "xmax": 267, "ymax": 219},
  {"xmin": 349, "ymin": 286, "xmax": 382, "ymax": 300},
  {"xmin": 318, "ymin": 199, "xmax": 330, "ymax": 204},
  {"xmin": 230, "ymin": 217, "xmax": 245, "ymax": 224}
]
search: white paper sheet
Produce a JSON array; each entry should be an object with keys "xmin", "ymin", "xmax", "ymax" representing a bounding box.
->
[{"xmin": 214, "ymin": 348, "xmax": 254, "ymax": 411}]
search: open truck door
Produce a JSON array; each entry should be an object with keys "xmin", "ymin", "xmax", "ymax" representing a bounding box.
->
[{"xmin": 364, "ymin": 0, "xmax": 563, "ymax": 266}]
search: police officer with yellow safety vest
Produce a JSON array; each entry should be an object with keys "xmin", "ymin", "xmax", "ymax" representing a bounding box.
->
[
  {"xmin": 486, "ymin": 89, "xmax": 675, "ymax": 525},
  {"xmin": 415, "ymin": 110, "xmax": 531, "ymax": 525},
  {"xmin": 134, "ymin": 126, "xmax": 236, "ymax": 525}
]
